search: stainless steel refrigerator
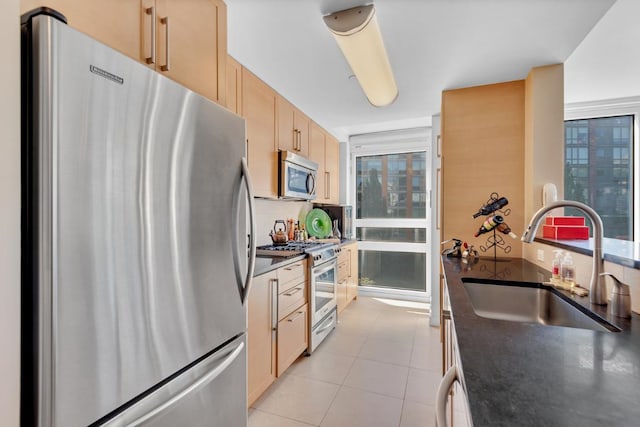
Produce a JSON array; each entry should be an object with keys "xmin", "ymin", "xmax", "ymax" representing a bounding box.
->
[{"xmin": 21, "ymin": 9, "xmax": 255, "ymax": 427}]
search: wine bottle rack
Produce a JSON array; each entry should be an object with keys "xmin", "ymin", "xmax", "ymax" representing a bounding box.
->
[{"xmin": 473, "ymin": 192, "xmax": 513, "ymax": 261}]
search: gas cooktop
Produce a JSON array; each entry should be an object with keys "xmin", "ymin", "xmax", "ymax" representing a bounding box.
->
[{"xmin": 255, "ymin": 241, "xmax": 335, "ymax": 258}]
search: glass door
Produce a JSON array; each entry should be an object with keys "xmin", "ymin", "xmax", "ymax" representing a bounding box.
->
[{"xmin": 351, "ymin": 135, "xmax": 430, "ymax": 300}]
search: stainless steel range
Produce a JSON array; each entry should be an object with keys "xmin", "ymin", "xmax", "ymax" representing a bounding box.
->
[
  {"xmin": 306, "ymin": 244, "xmax": 339, "ymax": 353},
  {"xmin": 256, "ymin": 241, "xmax": 339, "ymax": 352}
]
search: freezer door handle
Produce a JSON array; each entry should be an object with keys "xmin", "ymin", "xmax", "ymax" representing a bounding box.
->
[
  {"xmin": 127, "ymin": 341, "xmax": 245, "ymax": 426},
  {"xmin": 234, "ymin": 157, "xmax": 256, "ymax": 305}
]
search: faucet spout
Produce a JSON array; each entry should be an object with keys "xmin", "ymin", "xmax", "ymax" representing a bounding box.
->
[{"xmin": 522, "ymin": 200, "xmax": 607, "ymax": 305}]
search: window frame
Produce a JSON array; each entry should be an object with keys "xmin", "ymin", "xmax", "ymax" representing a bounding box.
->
[
  {"xmin": 564, "ymin": 97, "xmax": 640, "ymax": 242},
  {"xmin": 348, "ymin": 128, "xmax": 431, "ymax": 300}
]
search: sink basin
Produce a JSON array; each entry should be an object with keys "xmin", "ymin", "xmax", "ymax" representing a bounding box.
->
[{"xmin": 462, "ymin": 280, "xmax": 620, "ymax": 333}]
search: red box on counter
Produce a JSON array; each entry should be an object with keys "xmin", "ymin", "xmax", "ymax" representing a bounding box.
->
[
  {"xmin": 542, "ymin": 225, "xmax": 589, "ymax": 240},
  {"xmin": 544, "ymin": 216, "xmax": 585, "ymax": 226}
]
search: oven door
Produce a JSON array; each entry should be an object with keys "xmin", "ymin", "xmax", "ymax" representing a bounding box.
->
[
  {"xmin": 310, "ymin": 259, "xmax": 337, "ymax": 325},
  {"xmin": 280, "ymin": 160, "xmax": 316, "ymax": 200}
]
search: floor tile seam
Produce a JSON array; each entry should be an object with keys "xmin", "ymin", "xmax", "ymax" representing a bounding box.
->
[
  {"xmin": 249, "ymin": 408, "xmax": 318, "ymax": 426},
  {"xmin": 316, "ymin": 381, "xmax": 345, "ymax": 427},
  {"xmin": 353, "ymin": 353, "xmax": 412, "ymax": 368},
  {"xmin": 339, "ymin": 383, "xmax": 407, "ymax": 402},
  {"xmin": 285, "ymin": 369, "xmax": 353, "ymax": 389},
  {"xmin": 352, "ymin": 355, "xmax": 414, "ymax": 370}
]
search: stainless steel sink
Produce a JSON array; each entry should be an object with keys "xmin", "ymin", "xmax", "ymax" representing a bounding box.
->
[{"xmin": 462, "ymin": 280, "xmax": 620, "ymax": 332}]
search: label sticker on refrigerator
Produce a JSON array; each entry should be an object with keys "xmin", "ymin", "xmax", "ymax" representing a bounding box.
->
[{"xmin": 89, "ymin": 65, "xmax": 124, "ymax": 85}]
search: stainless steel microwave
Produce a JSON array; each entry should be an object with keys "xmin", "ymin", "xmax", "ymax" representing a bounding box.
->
[{"xmin": 279, "ymin": 150, "xmax": 318, "ymax": 200}]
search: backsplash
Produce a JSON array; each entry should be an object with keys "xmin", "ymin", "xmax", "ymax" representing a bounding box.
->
[
  {"xmin": 523, "ymin": 242, "xmax": 640, "ymax": 315},
  {"xmin": 254, "ymin": 199, "xmax": 312, "ymax": 246}
]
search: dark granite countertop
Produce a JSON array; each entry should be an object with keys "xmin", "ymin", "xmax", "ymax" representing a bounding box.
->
[
  {"xmin": 535, "ymin": 236, "xmax": 640, "ymax": 269},
  {"xmin": 253, "ymin": 254, "xmax": 306, "ymax": 277},
  {"xmin": 442, "ymin": 256, "xmax": 640, "ymax": 427}
]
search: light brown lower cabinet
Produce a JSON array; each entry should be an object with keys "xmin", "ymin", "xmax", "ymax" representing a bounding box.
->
[
  {"xmin": 277, "ymin": 303, "xmax": 308, "ymax": 376},
  {"xmin": 248, "ymin": 260, "xmax": 308, "ymax": 406},
  {"xmin": 247, "ymin": 271, "xmax": 277, "ymax": 407},
  {"xmin": 337, "ymin": 242, "xmax": 358, "ymax": 313}
]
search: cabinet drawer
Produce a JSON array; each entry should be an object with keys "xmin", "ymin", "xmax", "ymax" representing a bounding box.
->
[
  {"xmin": 277, "ymin": 303, "xmax": 308, "ymax": 376},
  {"xmin": 277, "ymin": 260, "xmax": 306, "ymax": 291},
  {"xmin": 278, "ymin": 281, "xmax": 307, "ymax": 321}
]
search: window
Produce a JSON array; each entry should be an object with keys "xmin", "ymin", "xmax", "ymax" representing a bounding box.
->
[
  {"xmin": 354, "ymin": 150, "xmax": 428, "ymax": 293},
  {"xmin": 348, "ymin": 128, "xmax": 431, "ymax": 300},
  {"xmin": 564, "ymin": 115, "xmax": 634, "ymax": 240}
]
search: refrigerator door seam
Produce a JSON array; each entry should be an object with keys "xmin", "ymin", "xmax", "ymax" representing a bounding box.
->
[{"xmin": 127, "ymin": 341, "xmax": 245, "ymax": 426}]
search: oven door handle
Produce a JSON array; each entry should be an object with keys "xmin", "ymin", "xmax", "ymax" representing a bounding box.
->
[
  {"xmin": 312, "ymin": 258, "xmax": 338, "ymax": 277},
  {"xmin": 315, "ymin": 311, "xmax": 336, "ymax": 334}
]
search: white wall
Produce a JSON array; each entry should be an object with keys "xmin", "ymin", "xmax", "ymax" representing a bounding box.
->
[{"xmin": 0, "ymin": 0, "xmax": 21, "ymax": 425}]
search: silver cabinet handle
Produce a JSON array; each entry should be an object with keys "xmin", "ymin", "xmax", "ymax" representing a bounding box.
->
[
  {"xmin": 325, "ymin": 171, "xmax": 330, "ymax": 199},
  {"xmin": 435, "ymin": 365, "xmax": 459, "ymax": 427},
  {"xmin": 144, "ymin": 7, "xmax": 156, "ymax": 64},
  {"xmin": 287, "ymin": 310, "xmax": 305, "ymax": 322},
  {"xmin": 160, "ymin": 16, "xmax": 170, "ymax": 71},
  {"xmin": 284, "ymin": 287, "xmax": 303, "ymax": 297},
  {"xmin": 283, "ymin": 263, "xmax": 302, "ymax": 271},
  {"xmin": 129, "ymin": 341, "xmax": 244, "ymax": 426},
  {"xmin": 271, "ymin": 279, "xmax": 279, "ymax": 331}
]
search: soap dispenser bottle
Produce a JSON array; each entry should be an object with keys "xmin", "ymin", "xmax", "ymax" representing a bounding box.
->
[
  {"xmin": 561, "ymin": 252, "xmax": 576, "ymax": 290},
  {"xmin": 552, "ymin": 250, "xmax": 563, "ymax": 282}
]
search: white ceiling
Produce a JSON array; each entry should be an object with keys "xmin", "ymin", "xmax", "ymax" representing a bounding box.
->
[
  {"xmin": 226, "ymin": 0, "xmax": 616, "ymax": 140},
  {"xmin": 564, "ymin": 0, "xmax": 640, "ymax": 104}
]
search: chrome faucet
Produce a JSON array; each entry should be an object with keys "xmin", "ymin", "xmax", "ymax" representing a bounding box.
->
[{"xmin": 522, "ymin": 200, "xmax": 607, "ymax": 305}]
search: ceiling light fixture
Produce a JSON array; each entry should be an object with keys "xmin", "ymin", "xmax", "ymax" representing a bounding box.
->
[{"xmin": 323, "ymin": 4, "xmax": 398, "ymax": 107}]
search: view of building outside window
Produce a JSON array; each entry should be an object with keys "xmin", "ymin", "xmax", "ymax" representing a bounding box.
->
[
  {"xmin": 564, "ymin": 115, "xmax": 633, "ymax": 240},
  {"xmin": 355, "ymin": 152, "xmax": 427, "ymax": 291}
]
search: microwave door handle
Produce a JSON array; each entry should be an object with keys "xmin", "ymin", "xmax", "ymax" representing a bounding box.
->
[{"xmin": 306, "ymin": 172, "xmax": 316, "ymax": 195}]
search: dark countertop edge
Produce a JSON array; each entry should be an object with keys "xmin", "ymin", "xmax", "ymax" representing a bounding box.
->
[
  {"xmin": 534, "ymin": 236, "xmax": 640, "ymax": 269},
  {"xmin": 253, "ymin": 254, "xmax": 307, "ymax": 277},
  {"xmin": 442, "ymin": 256, "xmax": 640, "ymax": 427}
]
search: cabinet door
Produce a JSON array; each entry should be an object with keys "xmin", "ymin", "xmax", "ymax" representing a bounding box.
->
[
  {"xmin": 309, "ymin": 121, "xmax": 326, "ymax": 201},
  {"xmin": 277, "ymin": 304, "xmax": 308, "ymax": 376},
  {"xmin": 347, "ymin": 243, "xmax": 359, "ymax": 303},
  {"xmin": 155, "ymin": 0, "xmax": 227, "ymax": 104},
  {"xmin": 277, "ymin": 96, "xmax": 296, "ymax": 153},
  {"xmin": 293, "ymin": 110, "xmax": 310, "ymax": 157},
  {"xmin": 226, "ymin": 55, "xmax": 242, "ymax": 115},
  {"xmin": 242, "ymin": 68, "xmax": 278, "ymax": 198},
  {"xmin": 325, "ymin": 133, "xmax": 340, "ymax": 204},
  {"xmin": 21, "ymin": 0, "xmax": 141, "ymax": 61},
  {"xmin": 247, "ymin": 273, "xmax": 277, "ymax": 406}
]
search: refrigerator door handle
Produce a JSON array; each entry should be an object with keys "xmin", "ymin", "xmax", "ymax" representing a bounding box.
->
[
  {"xmin": 128, "ymin": 341, "xmax": 245, "ymax": 426},
  {"xmin": 235, "ymin": 157, "xmax": 256, "ymax": 305},
  {"xmin": 435, "ymin": 364, "xmax": 459, "ymax": 427}
]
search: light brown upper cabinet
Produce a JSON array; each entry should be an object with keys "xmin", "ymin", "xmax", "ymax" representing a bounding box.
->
[
  {"xmin": 277, "ymin": 96, "xmax": 309, "ymax": 157},
  {"xmin": 325, "ymin": 133, "xmax": 340, "ymax": 204},
  {"xmin": 242, "ymin": 68, "xmax": 278, "ymax": 198},
  {"xmin": 309, "ymin": 121, "xmax": 326, "ymax": 201},
  {"xmin": 21, "ymin": 0, "xmax": 142, "ymax": 60},
  {"xmin": 309, "ymin": 122, "xmax": 340, "ymax": 204},
  {"xmin": 226, "ymin": 55, "xmax": 242, "ymax": 115},
  {"xmin": 21, "ymin": 0, "xmax": 227, "ymax": 105},
  {"xmin": 142, "ymin": 0, "xmax": 227, "ymax": 105}
]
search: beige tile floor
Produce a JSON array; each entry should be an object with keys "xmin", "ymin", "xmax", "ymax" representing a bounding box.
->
[{"xmin": 248, "ymin": 296, "xmax": 459, "ymax": 427}]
